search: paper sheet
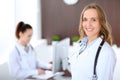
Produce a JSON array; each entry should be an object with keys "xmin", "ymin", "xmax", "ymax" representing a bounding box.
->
[{"xmin": 32, "ymin": 71, "xmax": 54, "ymax": 80}]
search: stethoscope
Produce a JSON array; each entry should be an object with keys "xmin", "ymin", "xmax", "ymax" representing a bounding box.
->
[{"xmin": 15, "ymin": 45, "xmax": 34, "ymax": 61}]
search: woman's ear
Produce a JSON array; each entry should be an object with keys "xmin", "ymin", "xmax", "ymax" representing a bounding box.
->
[{"xmin": 19, "ymin": 32, "xmax": 23, "ymax": 38}]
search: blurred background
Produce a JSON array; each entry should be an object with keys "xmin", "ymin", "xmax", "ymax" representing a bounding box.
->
[{"xmin": 0, "ymin": 0, "xmax": 120, "ymax": 80}]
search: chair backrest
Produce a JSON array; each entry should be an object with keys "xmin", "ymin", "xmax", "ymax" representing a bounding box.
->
[{"xmin": 0, "ymin": 62, "xmax": 13, "ymax": 80}]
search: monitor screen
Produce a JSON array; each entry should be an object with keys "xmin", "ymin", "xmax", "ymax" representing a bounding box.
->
[{"xmin": 53, "ymin": 38, "xmax": 70, "ymax": 74}]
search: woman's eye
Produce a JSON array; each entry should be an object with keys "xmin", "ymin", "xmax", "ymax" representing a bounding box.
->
[
  {"xmin": 82, "ymin": 18, "xmax": 87, "ymax": 21},
  {"xmin": 91, "ymin": 18, "xmax": 96, "ymax": 21}
]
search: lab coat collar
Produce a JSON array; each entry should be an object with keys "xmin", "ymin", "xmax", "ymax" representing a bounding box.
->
[
  {"xmin": 79, "ymin": 37, "xmax": 103, "ymax": 54},
  {"xmin": 79, "ymin": 37, "xmax": 103, "ymax": 46},
  {"xmin": 15, "ymin": 42, "xmax": 30, "ymax": 55}
]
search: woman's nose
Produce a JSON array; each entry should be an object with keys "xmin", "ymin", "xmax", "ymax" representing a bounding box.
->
[{"xmin": 86, "ymin": 21, "xmax": 91, "ymax": 27}]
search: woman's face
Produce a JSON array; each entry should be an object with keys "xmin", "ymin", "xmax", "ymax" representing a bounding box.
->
[
  {"xmin": 82, "ymin": 8, "xmax": 101, "ymax": 39},
  {"xmin": 19, "ymin": 29, "xmax": 33, "ymax": 45}
]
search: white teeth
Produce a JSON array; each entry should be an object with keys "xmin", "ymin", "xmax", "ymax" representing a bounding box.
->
[{"xmin": 86, "ymin": 28, "xmax": 93, "ymax": 32}]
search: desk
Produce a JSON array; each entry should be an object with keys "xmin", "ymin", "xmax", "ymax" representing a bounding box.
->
[{"xmin": 54, "ymin": 75, "xmax": 71, "ymax": 80}]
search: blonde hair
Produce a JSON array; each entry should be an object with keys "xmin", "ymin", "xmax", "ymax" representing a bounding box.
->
[{"xmin": 79, "ymin": 3, "xmax": 112, "ymax": 45}]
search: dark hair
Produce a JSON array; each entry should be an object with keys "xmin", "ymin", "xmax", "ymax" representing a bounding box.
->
[{"xmin": 15, "ymin": 21, "xmax": 32, "ymax": 39}]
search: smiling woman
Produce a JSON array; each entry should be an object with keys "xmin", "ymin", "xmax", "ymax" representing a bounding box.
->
[
  {"xmin": 69, "ymin": 3, "xmax": 116, "ymax": 80},
  {"xmin": 82, "ymin": 8, "xmax": 101, "ymax": 44}
]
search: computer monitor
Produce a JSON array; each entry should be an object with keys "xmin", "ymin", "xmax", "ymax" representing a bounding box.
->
[{"xmin": 53, "ymin": 38, "xmax": 70, "ymax": 74}]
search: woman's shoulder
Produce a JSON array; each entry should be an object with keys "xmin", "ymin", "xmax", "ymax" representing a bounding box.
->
[
  {"xmin": 103, "ymin": 42, "xmax": 113, "ymax": 50},
  {"xmin": 9, "ymin": 44, "xmax": 20, "ymax": 57},
  {"xmin": 99, "ymin": 41, "xmax": 117, "ymax": 64},
  {"xmin": 102, "ymin": 41, "xmax": 116, "ymax": 56}
]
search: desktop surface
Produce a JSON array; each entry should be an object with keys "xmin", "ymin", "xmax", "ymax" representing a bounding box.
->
[
  {"xmin": 26, "ymin": 71, "xmax": 71, "ymax": 80},
  {"xmin": 54, "ymin": 75, "xmax": 71, "ymax": 80},
  {"xmin": 26, "ymin": 75, "xmax": 71, "ymax": 80}
]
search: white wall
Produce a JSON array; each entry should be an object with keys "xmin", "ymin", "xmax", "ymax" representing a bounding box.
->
[
  {"xmin": 0, "ymin": 0, "xmax": 15, "ymax": 79},
  {"xmin": 15, "ymin": 0, "xmax": 42, "ymax": 40},
  {"xmin": 0, "ymin": 0, "xmax": 15, "ymax": 64}
]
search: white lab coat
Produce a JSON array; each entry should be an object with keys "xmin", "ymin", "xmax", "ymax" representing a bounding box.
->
[
  {"xmin": 8, "ymin": 43, "xmax": 51, "ymax": 80},
  {"xmin": 69, "ymin": 37, "xmax": 116, "ymax": 80}
]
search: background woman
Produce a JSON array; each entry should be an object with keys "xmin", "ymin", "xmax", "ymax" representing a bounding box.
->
[{"xmin": 8, "ymin": 21, "xmax": 52, "ymax": 80}]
